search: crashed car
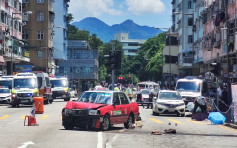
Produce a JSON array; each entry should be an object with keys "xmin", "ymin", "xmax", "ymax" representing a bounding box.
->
[{"xmin": 62, "ymin": 91, "xmax": 140, "ymax": 130}]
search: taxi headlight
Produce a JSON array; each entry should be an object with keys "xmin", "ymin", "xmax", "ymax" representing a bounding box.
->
[{"xmin": 89, "ymin": 110, "xmax": 98, "ymax": 115}]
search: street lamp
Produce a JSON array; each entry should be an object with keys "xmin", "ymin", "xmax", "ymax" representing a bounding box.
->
[
  {"xmin": 174, "ymin": 11, "xmax": 195, "ymax": 76},
  {"xmin": 46, "ymin": 26, "xmax": 63, "ymax": 73},
  {"xmin": 11, "ymin": 11, "xmax": 32, "ymax": 75}
]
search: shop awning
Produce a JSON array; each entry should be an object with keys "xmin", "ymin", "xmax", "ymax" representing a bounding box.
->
[{"xmin": 0, "ymin": 56, "xmax": 5, "ymax": 66}]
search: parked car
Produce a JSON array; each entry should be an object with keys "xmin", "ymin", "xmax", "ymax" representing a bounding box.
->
[
  {"xmin": 0, "ymin": 88, "xmax": 11, "ymax": 104},
  {"xmin": 136, "ymin": 89, "xmax": 151, "ymax": 104},
  {"xmin": 62, "ymin": 91, "xmax": 140, "ymax": 130},
  {"xmin": 152, "ymin": 90, "xmax": 185, "ymax": 116}
]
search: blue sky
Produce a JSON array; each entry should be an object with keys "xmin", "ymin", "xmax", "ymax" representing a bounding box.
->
[{"xmin": 69, "ymin": 0, "xmax": 172, "ymax": 28}]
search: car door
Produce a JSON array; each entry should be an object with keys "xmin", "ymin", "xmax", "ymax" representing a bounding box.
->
[
  {"xmin": 118, "ymin": 92, "xmax": 130, "ymax": 123},
  {"xmin": 110, "ymin": 93, "xmax": 123, "ymax": 124}
]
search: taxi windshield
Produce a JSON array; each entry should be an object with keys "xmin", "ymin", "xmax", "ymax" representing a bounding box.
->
[{"xmin": 78, "ymin": 92, "xmax": 112, "ymax": 104}]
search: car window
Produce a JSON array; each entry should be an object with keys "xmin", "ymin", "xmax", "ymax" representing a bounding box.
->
[
  {"xmin": 119, "ymin": 93, "xmax": 129, "ymax": 104},
  {"xmin": 113, "ymin": 93, "xmax": 120, "ymax": 105}
]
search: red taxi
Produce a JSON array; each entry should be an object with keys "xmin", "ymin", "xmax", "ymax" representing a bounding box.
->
[{"xmin": 62, "ymin": 91, "xmax": 139, "ymax": 130}]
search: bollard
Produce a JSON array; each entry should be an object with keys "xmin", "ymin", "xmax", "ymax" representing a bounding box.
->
[
  {"xmin": 24, "ymin": 115, "xmax": 38, "ymax": 126},
  {"xmin": 34, "ymin": 97, "xmax": 44, "ymax": 114}
]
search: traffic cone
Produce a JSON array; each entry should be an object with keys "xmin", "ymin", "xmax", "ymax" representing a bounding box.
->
[{"xmin": 24, "ymin": 115, "xmax": 39, "ymax": 126}]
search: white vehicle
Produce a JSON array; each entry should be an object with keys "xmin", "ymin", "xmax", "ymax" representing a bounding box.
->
[
  {"xmin": 137, "ymin": 81, "xmax": 160, "ymax": 95},
  {"xmin": 0, "ymin": 76, "xmax": 13, "ymax": 88},
  {"xmin": 34, "ymin": 71, "xmax": 53, "ymax": 104},
  {"xmin": 50, "ymin": 76, "xmax": 70, "ymax": 101},
  {"xmin": 11, "ymin": 73, "xmax": 38, "ymax": 107},
  {"xmin": 152, "ymin": 90, "xmax": 185, "ymax": 116},
  {"xmin": 0, "ymin": 88, "xmax": 11, "ymax": 103},
  {"xmin": 175, "ymin": 77, "xmax": 208, "ymax": 105}
]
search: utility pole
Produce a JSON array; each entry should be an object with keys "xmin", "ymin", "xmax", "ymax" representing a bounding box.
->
[{"xmin": 111, "ymin": 43, "xmax": 115, "ymax": 90}]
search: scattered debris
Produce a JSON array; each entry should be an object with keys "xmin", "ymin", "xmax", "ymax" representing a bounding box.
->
[
  {"xmin": 119, "ymin": 129, "xmax": 125, "ymax": 133},
  {"xmin": 135, "ymin": 121, "xmax": 143, "ymax": 128},
  {"xmin": 151, "ymin": 130, "xmax": 163, "ymax": 135},
  {"xmin": 164, "ymin": 129, "xmax": 176, "ymax": 134}
]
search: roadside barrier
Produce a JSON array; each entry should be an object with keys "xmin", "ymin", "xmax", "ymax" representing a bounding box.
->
[
  {"xmin": 24, "ymin": 115, "xmax": 38, "ymax": 126},
  {"xmin": 34, "ymin": 97, "xmax": 44, "ymax": 114}
]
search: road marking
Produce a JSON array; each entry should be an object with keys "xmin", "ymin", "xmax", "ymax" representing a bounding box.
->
[
  {"xmin": 187, "ymin": 119, "xmax": 204, "ymax": 125},
  {"xmin": 97, "ymin": 132, "xmax": 103, "ymax": 148},
  {"xmin": 8, "ymin": 120, "xmax": 18, "ymax": 125},
  {"xmin": 41, "ymin": 115, "xmax": 48, "ymax": 120},
  {"xmin": 17, "ymin": 141, "xmax": 35, "ymax": 148},
  {"xmin": 106, "ymin": 134, "xmax": 119, "ymax": 148},
  {"xmin": 150, "ymin": 118, "xmax": 163, "ymax": 124},
  {"xmin": 168, "ymin": 119, "xmax": 184, "ymax": 124},
  {"xmin": 0, "ymin": 115, "xmax": 10, "ymax": 120},
  {"xmin": 218, "ymin": 125, "xmax": 237, "ymax": 133},
  {"xmin": 20, "ymin": 115, "xmax": 26, "ymax": 119}
]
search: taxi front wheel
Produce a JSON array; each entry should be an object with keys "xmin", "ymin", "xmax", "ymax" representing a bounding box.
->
[{"xmin": 101, "ymin": 115, "xmax": 110, "ymax": 131}]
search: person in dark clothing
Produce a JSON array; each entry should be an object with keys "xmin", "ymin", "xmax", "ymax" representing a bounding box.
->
[
  {"xmin": 220, "ymin": 87, "xmax": 228, "ymax": 112},
  {"xmin": 193, "ymin": 95, "xmax": 208, "ymax": 114},
  {"xmin": 146, "ymin": 92, "xmax": 154, "ymax": 109}
]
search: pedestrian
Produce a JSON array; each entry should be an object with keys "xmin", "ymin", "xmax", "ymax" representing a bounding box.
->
[
  {"xmin": 114, "ymin": 84, "xmax": 120, "ymax": 91},
  {"xmin": 125, "ymin": 84, "xmax": 133, "ymax": 101},
  {"xmin": 146, "ymin": 91, "xmax": 154, "ymax": 109},
  {"xmin": 193, "ymin": 94, "xmax": 208, "ymax": 114}
]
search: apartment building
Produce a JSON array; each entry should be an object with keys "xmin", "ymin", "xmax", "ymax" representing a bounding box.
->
[
  {"xmin": 172, "ymin": 0, "xmax": 195, "ymax": 76},
  {"xmin": 0, "ymin": 0, "xmax": 30, "ymax": 75},
  {"xmin": 114, "ymin": 33, "xmax": 146, "ymax": 56},
  {"xmin": 22, "ymin": 0, "xmax": 55, "ymax": 74}
]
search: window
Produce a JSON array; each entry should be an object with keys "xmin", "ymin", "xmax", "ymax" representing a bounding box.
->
[
  {"xmin": 37, "ymin": 0, "xmax": 44, "ymax": 3},
  {"xmin": 22, "ymin": 30, "xmax": 28, "ymax": 39},
  {"xmin": 119, "ymin": 93, "xmax": 129, "ymax": 104},
  {"xmin": 37, "ymin": 12, "xmax": 44, "ymax": 21},
  {"xmin": 113, "ymin": 93, "xmax": 120, "ymax": 105},
  {"xmin": 22, "ymin": 0, "xmax": 29, "ymax": 3},
  {"xmin": 37, "ymin": 50, "xmax": 43, "ymax": 58},
  {"xmin": 188, "ymin": 1, "xmax": 192, "ymax": 9},
  {"xmin": 37, "ymin": 31, "xmax": 44, "ymax": 40},
  {"xmin": 188, "ymin": 35, "xmax": 193, "ymax": 43},
  {"xmin": 188, "ymin": 18, "xmax": 193, "ymax": 26}
]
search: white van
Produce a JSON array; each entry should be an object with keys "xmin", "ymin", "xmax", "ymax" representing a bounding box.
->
[
  {"xmin": 0, "ymin": 76, "xmax": 13, "ymax": 104},
  {"xmin": 11, "ymin": 73, "xmax": 38, "ymax": 107},
  {"xmin": 175, "ymin": 77, "xmax": 208, "ymax": 105},
  {"xmin": 50, "ymin": 76, "xmax": 70, "ymax": 101},
  {"xmin": 34, "ymin": 71, "xmax": 53, "ymax": 104}
]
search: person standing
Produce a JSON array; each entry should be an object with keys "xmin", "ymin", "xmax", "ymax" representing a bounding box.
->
[{"xmin": 146, "ymin": 91, "xmax": 154, "ymax": 109}]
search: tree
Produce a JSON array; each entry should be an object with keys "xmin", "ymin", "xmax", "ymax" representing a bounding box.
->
[{"xmin": 89, "ymin": 34, "xmax": 103, "ymax": 50}]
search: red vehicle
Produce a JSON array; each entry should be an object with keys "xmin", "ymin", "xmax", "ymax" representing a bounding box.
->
[{"xmin": 62, "ymin": 91, "xmax": 140, "ymax": 130}]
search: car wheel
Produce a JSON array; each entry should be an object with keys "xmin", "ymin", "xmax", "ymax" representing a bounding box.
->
[
  {"xmin": 44, "ymin": 99, "xmax": 49, "ymax": 105},
  {"xmin": 63, "ymin": 117, "xmax": 74, "ymax": 130},
  {"xmin": 181, "ymin": 114, "xmax": 185, "ymax": 117},
  {"xmin": 124, "ymin": 115, "xmax": 134, "ymax": 129},
  {"xmin": 152, "ymin": 111, "xmax": 158, "ymax": 116},
  {"xmin": 11, "ymin": 104, "xmax": 16, "ymax": 108},
  {"xmin": 64, "ymin": 98, "xmax": 70, "ymax": 101},
  {"xmin": 101, "ymin": 115, "xmax": 110, "ymax": 131}
]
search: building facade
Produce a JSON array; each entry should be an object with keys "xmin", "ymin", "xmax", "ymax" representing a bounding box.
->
[
  {"xmin": 53, "ymin": 0, "xmax": 68, "ymax": 61},
  {"xmin": 114, "ymin": 33, "xmax": 146, "ymax": 56},
  {"xmin": 56, "ymin": 40, "xmax": 99, "ymax": 92},
  {"xmin": 0, "ymin": 0, "xmax": 30, "ymax": 75},
  {"xmin": 22, "ymin": 0, "xmax": 55, "ymax": 74}
]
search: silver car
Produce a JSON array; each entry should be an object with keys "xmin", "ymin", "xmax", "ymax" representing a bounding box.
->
[{"xmin": 152, "ymin": 90, "xmax": 185, "ymax": 116}]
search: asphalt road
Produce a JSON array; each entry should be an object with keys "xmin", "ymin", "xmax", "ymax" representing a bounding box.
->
[{"xmin": 0, "ymin": 100, "xmax": 237, "ymax": 148}]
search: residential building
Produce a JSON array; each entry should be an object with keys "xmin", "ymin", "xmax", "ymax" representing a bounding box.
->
[
  {"xmin": 22, "ymin": 0, "xmax": 55, "ymax": 74},
  {"xmin": 56, "ymin": 40, "xmax": 99, "ymax": 92},
  {"xmin": 172, "ymin": 0, "xmax": 195, "ymax": 76},
  {"xmin": 0, "ymin": 0, "xmax": 30, "ymax": 75},
  {"xmin": 114, "ymin": 33, "xmax": 146, "ymax": 56},
  {"xmin": 53, "ymin": 0, "xmax": 69, "ymax": 66},
  {"xmin": 162, "ymin": 36, "xmax": 179, "ymax": 89}
]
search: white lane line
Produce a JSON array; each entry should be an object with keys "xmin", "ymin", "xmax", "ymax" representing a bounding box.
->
[
  {"xmin": 17, "ymin": 141, "xmax": 35, "ymax": 148},
  {"xmin": 97, "ymin": 132, "xmax": 103, "ymax": 148},
  {"xmin": 106, "ymin": 134, "xmax": 119, "ymax": 148}
]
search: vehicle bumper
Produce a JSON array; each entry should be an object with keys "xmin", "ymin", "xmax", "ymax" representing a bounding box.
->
[
  {"xmin": 12, "ymin": 97, "xmax": 34, "ymax": 105},
  {"xmin": 52, "ymin": 91, "xmax": 70, "ymax": 99},
  {"xmin": 0, "ymin": 98, "xmax": 11, "ymax": 104},
  {"xmin": 154, "ymin": 104, "xmax": 185, "ymax": 115}
]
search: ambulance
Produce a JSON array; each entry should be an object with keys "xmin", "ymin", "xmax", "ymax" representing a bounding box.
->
[
  {"xmin": 11, "ymin": 73, "xmax": 38, "ymax": 107},
  {"xmin": 50, "ymin": 76, "xmax": 70, "ymax": 101}
]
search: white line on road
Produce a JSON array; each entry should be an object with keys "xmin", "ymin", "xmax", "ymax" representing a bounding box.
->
[
  {"xmin": 8, "ymin": 120, "xmax": 18, "ymax": 125},
  {"xmin": 97, "ymin": 132, "xmax": 103, "ymax": 148},
  {"xmin": 17, "ymin": 141, "xmax": 35, "ymax": 148},
  {"xmin": 105, "ymin": 134, "xmax": 119, "ymax": 148}
]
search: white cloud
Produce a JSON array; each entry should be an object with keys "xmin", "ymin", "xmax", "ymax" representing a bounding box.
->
[
  {"xmin": 126, "ymin": 0, "xmax": 165, "ymax": 15},
  {"xmin": 69, "ymin": 0, "xmax": 123, "ymax": 21}
]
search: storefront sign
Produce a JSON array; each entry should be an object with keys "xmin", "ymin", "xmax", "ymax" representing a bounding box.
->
[{"xmin": 15, "ymin": 65, "xmax": 32, "ymax": 72}]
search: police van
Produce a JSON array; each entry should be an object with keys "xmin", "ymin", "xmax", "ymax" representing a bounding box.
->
[
  {"xmin": 50, "ymin": 76, "xmax": 70, "ymax": 101},
  {"xmin": 175, "ymin": 77, "xmax": 208, "ymax": 105},
  {"xmin": 10, "ymin": 73, "xmax": 38, "ymax": 107}
]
